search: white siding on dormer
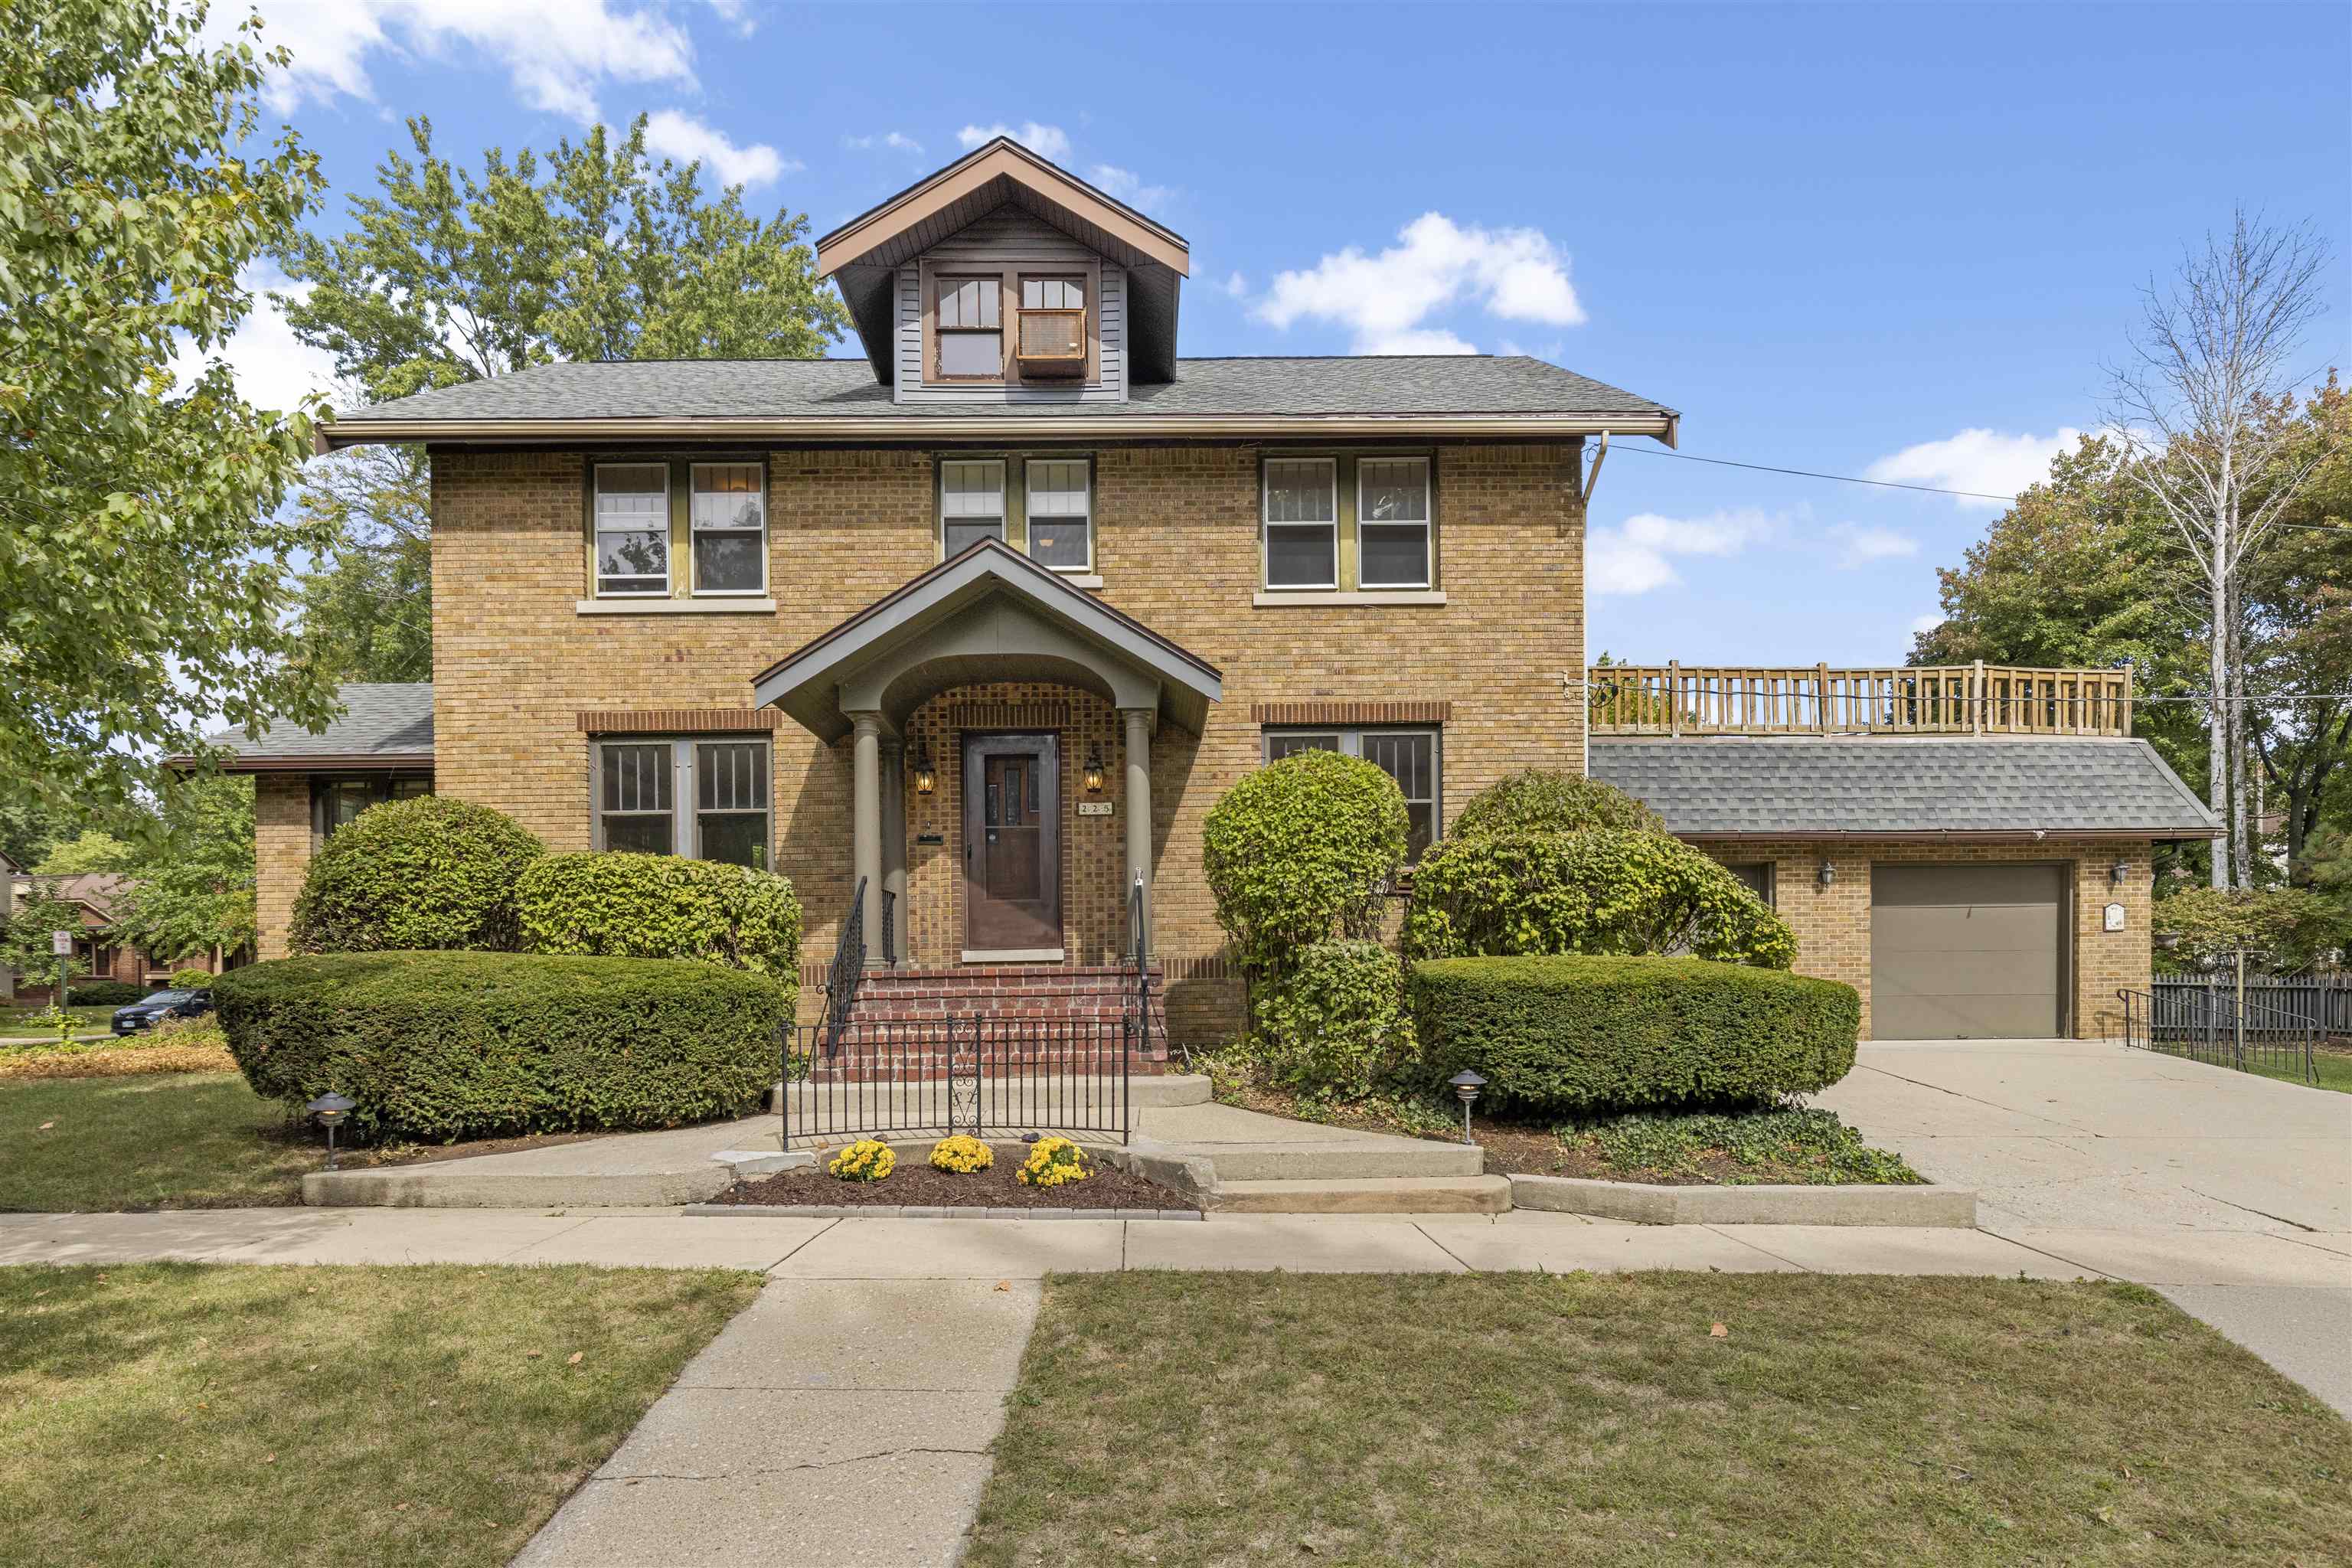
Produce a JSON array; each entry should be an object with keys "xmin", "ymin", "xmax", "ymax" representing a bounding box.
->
[{"xmin": 891, "ymin": 206, "xmax": 1127, "ymax": 404}]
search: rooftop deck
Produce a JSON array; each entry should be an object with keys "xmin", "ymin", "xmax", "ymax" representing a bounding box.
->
[{"xmin": 1586, "ymin": 663, "xmax": 2134, "ymax": 739}]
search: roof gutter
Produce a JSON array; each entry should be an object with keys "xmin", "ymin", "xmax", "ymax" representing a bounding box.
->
[
  {"xmin": 1679, "ymin": 826, "xmax": 2222, "ymax": 844},
  {"xmin": 315, "ymin": 410, "xmax": 1679, "ymax": 453},
  {"xmin": 172, "ymin": 753, "xmax": 436, "ymax": 774}
]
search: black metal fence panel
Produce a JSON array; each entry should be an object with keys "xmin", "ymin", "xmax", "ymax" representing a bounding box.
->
[
  {"xmin": 2121, "ymin": 987, "xmax": 2320, "ymax": 1085},
  {"xmin": 780, "ymin": 1017, "xmax": 1132, "ymax": 1148}
]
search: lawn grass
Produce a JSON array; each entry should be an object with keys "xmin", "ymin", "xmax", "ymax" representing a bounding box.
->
[
  {"xmin": 0, "ymin": 1263, "xmax": 760, "ymax": 1568},
  {"xmin": 965, "ymin": 1272, "xmax": 2352, "ymax": 1566},
  {"xmin": 0, "ymin": 1071, "xmax": 321, "ymax": 1210},
  {"xmin": 2246, "ymin": 1047, "xmax": 2352, "ymax": 1096}
]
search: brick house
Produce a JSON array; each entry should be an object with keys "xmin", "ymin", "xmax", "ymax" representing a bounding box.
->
[
  {"xmin": 5, "ymin": 872, "xmax": 234, "ymax": 1002},
  {"xmin": 210, "ymin": 137, "xmax": 2216, "ymax": 1043}
]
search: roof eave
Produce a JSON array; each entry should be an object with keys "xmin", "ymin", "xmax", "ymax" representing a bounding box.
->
[
  {"xmin": 178, "ymin": 752, "xmax": 436, "ymax": 774},
  {"xmin": 1675, "ymin": 826, "xmax": 2223, "ymax": 843}
]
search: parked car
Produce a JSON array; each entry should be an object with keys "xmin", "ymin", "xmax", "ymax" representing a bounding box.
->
[{"xmin": 111, "ymin": 989, "xmax": 212, "ymax": 1035}]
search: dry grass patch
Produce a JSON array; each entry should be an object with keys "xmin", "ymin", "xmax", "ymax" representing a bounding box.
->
[
  {"xmin": 0, "ymin": 1263, "xmax": 760, "ymax": 1568},
  {"xmin": 965, "ymin": 1272, "xmax": 2352, "ymax": 1567}
]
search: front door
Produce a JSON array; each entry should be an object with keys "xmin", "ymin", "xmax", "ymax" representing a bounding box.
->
[{"xmin": 962, "ymin": 733, "xmax": 1061, "ymax": 953}]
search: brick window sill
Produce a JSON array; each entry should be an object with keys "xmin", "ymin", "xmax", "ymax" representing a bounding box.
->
[
  {"xmin": 575, "ymin": 598, "xmax": 777, "ymax": 616},
  {"xmin": 1252, "ymin": 590, "xmax": 1447, "ymax": 608}
]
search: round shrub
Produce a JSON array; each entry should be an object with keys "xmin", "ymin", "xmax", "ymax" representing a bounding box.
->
[
  {"xmin": 1402, "ymin": 829, "xmax": 1796, "ymax": 969},
  {"xmin": 1410, "ymin": 955, "xmax": 1860, "ymax": 1114},
  {"xmin": 517, "ymin": 852, "xmax": 802, "ymax": 999},
  {"xmin": 1253, "ymin": 939, "xmax": 1414, "ymax": 1099},
  {"xmin": 66, "ymin": 980, "xmax": 145, "ymax": 1007},
  {"xmin": 930, "ymin": 1134, "xmax": 994, "ymax": 1173},
  {"xmin": 1202, "ymin": 748, "xmax": 1407, "ymax": 973},
  {"xmin": 1452, "ymin": 769, "xmax": 1664, "ymax": 838},
  {"xmin": 289, "ymin": 797, "xmax": 544, "ymax": 956},
  {"xmin": 1015, "ymin": 1135, "xmax": 1091, "ymax": 1187},
  {"xmin": 213, "ymin": 950, "xmax": 787, "ymax": 1140},
  {"xmin": 829, "ymin": 1139, "xmax": 896, "ymax": 1182},
  {"xmin": 168, "ymin": 967, "xmax": 215, "ymax": 990}
]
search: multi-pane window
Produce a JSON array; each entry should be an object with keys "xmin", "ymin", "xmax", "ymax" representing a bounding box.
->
[
  {"xmin": 1357, "ymin": 457, "xmax": 1431, "ymax": 589},
  {"xmin": 940, "ymin": 461, "xmax": 1006, "ymax": 557},
  {"xmin": 1016, "ymin": 276, "xmax": 1086, "ymax": 369},
  {"xmin": 1021, "ymin": 277, "xmax": 1085, "ymax": 309},
  {"xmin": 691, "ymin": 463, "xmax": 766, "ymax": 594},
  {"xmin": 595, "ymin": 739, "xmax": 773, "ymax": 868},
  {"xmin": 310, "ymin": 776, "xmax": 432, "ymax": 848},
  {"xmin": 593, "ymin": 464, "xmax": 670, "ymax": 595},
  {"xmin": 1025, "ymin": 459, "xmax": 1092, "ymax": 570},
  {"xmin": 1263, "ymin": 727, "xmax": 1441, "ymax": 859},
  {"xmin": 935, "ymin": 276, "xmax": 1002, "ymax": 378},
  {"xmin": 1263, "ymin": 457, "xmax": 1338, "ymax": 590}
]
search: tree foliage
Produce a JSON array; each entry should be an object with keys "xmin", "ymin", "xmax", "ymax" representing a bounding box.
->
[
  {"xmin": 0, "ymin": 880, "xmax": 90, "ymax": 985},
  {"xmin": 0, "ymin": 0, "xmax": 336, "ymax": 815},
  {"xmin": 109, "ymin": 773, "xmax": 257, "ymax": 961},
  {"xmin": 34, "ymin": 831, "xmax": 135, "ymax": 874},
  {"xmin": 2151, "ymin": 886, "xmax": 2348, "ymax": 975}
]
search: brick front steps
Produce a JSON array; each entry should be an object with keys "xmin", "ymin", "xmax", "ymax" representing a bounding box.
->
[{"xmin": 808, "ymin": 962, "xmax": 1173, "ymax": 1082}]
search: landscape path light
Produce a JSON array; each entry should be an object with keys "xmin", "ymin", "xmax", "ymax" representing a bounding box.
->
[
  {"xmin": 1449, "ymin": 1070, "xmax": 1486, "ymax": 1145},
  {"xmin": 306, "ymin": 1092, "xmax": 356, "ymax": 1171}
]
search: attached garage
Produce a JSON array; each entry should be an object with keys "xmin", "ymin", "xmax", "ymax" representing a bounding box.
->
[{"xmin": 1870, "ymin": 864, "xmax": 2065, "ymax": 1040}]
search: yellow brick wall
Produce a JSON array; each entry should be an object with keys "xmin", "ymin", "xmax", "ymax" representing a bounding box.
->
[
  {"xmin": 1697, "ymin": 838, "xmax": 2154, "ymax": 1040},
  {"xmin": 253, "ymin": 773, "xmax": 312, "ymax": 959}
]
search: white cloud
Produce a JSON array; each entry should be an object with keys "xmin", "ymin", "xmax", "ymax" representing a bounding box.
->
[
  {"xmin": 1589, "ymin": 509, "xmax": 1781, "ymax": 596},
  {"xmin": 643, "ymin": 110, "xmax": 794, "ymax": 188},
  {"xmin": 845, "ymin": 130, "xmax": 923, "ymax": 153},
  {"xmin": 1255, "ymin": 213, "xmax": 1586, "ymax": 354},
  {"xmin": 1221, "ymin": 271, "xmax": 1248, "ymax": 299},
  {"xmin": 218, "ymin": 1, "xmax": 730, "ymax": 123},
  {"xmin": 956, "ymin": 122, "xmax": 1072, "ymax": 162},
  {"xmin": 1828, "ymin": 523, "xmax": 1919, "ymax": 567},
  {"xmin": 171, "ymin": 265, "xmax": 340, "ymax": 417},
  {"xmin": 1865, "ymin": 426, "xmax": 2085, "ymax": 509},
  {"xmin": 1087, "ymin": 163, "xmax": 1174, "ymax": 211}
]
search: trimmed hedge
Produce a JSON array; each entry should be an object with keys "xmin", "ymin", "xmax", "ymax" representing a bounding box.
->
[
  {"xmin": 1253, "ymin": 939, "xmax": 1414, "ymax": 1099},
  {"xmin": 66, "ymin": 980, "xmax": 145, "ymax": 1007},
  {"xmin": 1402, "ymin": 828, "xmax": 1797, "ymax": 968},
  {"xmin": 213, "ymin": 950, "xmax": 788, "ymax": 1140},
  {"xmin": 169, "ymin": 967, "xmax": 216, "ymax": 990},
  {"xmin": 1452, "ymin": 769, "xmax": 1664, "ymax": 838},
  {"xmin": 290, "ymin": 796, "xmax": 545, "ymax": 955},
  {"xmin": 1410, "ymin": 955, "xmax": 1860, "ymax": 1114},
  {"xmin": 516, "ymin": 852, "xmax": 802, "ymax": 1002},
  {"xmin": 1202, "ymin": 748, "xmax": 1406, "ymax": 973}
]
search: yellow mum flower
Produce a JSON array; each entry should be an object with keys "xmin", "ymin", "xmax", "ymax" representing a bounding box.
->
[
  {"xmin": 828, "ymin": 1138, "xmax": 896, "ymax": 1182},
  {"xmin": 930, "ymin": 1135, "xmax": 995, "ymax": 1174},
  {"xmin": 1014, "ymin": 1135, "xmax": 1090, "ymax": 1187}
]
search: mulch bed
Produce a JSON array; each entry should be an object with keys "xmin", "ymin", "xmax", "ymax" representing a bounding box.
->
[{"xmin": 717, "ymin": 1143, "xmax": 1194, "ymax": 1210}]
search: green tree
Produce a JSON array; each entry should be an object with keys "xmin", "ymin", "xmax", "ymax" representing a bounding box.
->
[
  {"xmin": 34, "ymin": 831, "xmax": 136, "ymax": 874},
  {"xmin": 0, "ymin": 795, "xmax": 83, "ymax": 871},
  {"xmin": 0, "ymin": 1, "xmax": 337, "ymax": 815},
  {"xmin": 111, "ymin": 773, "xmax": 257, "ymax": 961},
  {"xmin": 0, "ymin": 880, "xmax": 90, "ymax": 988},
  {"xmin": 275, "ymin": 114, "xmax": 848, "ymax": 680}
]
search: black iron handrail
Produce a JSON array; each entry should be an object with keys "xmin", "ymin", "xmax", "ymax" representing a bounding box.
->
[
  {"xmin": 1127, "ymin": 873, "xmax": 1155, "ymax": 1062},
  {"xmin": 2120, "ymin": 985, "xmax": 2319, "ymax": 1085},
  {"xmin": 821, "ymin": 876, "xmax": 867, "ymax": 1059}
]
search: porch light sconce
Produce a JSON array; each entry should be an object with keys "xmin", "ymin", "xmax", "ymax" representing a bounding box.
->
[
  {"xmin": 1082, "ymin": 745, "xmax": 1106, "ymax": 795},
  {"xmin": 305, "ymin": 1091, "xmax": 356, "ymax": 1171},
  {"xmin": 911, "ymin": 744, "xmax": 936, "ymax": 797},
  {"xmin": 1449, "ymin": 1070, "xmax": 1485, "ymax": 1145},
  {"xmin": 1817, "ymin": 859, "xmax": 1836, "ymax": 889},
  {"xmin": 2110, "ymin": 859, "xmax": 2130, "ymax": 885}
]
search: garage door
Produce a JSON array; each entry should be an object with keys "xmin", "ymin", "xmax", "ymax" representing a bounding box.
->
[{"xmin": 1871, "ymin": 864, "xmax": 2064, "ymax": 1039}]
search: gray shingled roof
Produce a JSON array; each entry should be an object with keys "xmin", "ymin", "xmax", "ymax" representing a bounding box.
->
[
  {"xmin": 332, "ymin": 355, "xmax": 1673, "ymax": 424},
  {"xmin": 208, "ymin": 683, "xmax": 434, "ymax": 762},
  {"xmin": 1589, "ymin": 738, "xmax": 2220, "ymax": 838}
]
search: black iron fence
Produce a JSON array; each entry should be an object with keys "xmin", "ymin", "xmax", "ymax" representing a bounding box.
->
[
  {"xmin": 2151, "ymin": 975, "xmax": 2352, "ymax": 1042},
  {"xmin": 2120, "ymin": 986, "xmax": 2321, "ymax": 1086},
  {"xmin": 781, "ymin": 1016, "xmax": 1134, "ymax": 1148}
]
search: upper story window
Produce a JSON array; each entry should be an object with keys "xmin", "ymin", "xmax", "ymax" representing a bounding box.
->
[
  {"xmin": 1263, "ymin": 457, "xmax": 1338, "ymax": 590},
  {"xmin": 691, "ymin": 463, "xmax": 766, "ymax": 594},
  {"xmin": 934, "ymin": 276, "xmax": 1002, "ymax": 380},
  {"xmin": 1024, "ymin": 459, "xmax": 1092, "ymax": 571},
  {"xmin": 594, "ymin": 463, "xmax": 670, "ymax": 596},
  {"xmin": 1357, "ymin": 457, "xmax": 1431, "ymax": 589},
  {"xmin": 940, "ymin": 459, "xmax": 1006, "ymax": 556},
  {"xmin": 594, "ymin": 737, "xmax": 772, "ymax": 868}
]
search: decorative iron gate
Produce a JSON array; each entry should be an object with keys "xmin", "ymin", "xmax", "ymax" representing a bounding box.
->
[{"xmin": 2119, "ymin": 986, "xmax": 2320, "ymax": 1086}]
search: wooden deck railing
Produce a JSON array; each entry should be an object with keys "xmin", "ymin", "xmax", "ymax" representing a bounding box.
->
[{"xmin": 1586, "ymin": 662, "xmax": 2134, "ymax": 737}]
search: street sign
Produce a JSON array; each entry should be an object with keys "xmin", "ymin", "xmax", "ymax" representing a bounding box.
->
[{"xmin": 50, "ymin": 930, "xmax": 74, "ymax": 957}]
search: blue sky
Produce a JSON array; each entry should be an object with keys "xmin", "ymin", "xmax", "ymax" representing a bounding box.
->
[{"xmin": 211, "ymin": 1, "xmax": 2352, "ymax": 665}]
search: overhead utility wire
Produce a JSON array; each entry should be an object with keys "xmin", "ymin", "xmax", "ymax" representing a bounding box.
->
[{"xmin": 1610, "ymin": 445, "xmax": 2350, "ymax": 533}]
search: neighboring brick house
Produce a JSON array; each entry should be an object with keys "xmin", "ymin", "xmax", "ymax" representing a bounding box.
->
[
  {"xmin": 209, "ymin": 137, "xmax": 2216, "ymax": 1042},
  {"xmin": 5, "ymin": 873, "xmax": 236, "ymax": 1001}
]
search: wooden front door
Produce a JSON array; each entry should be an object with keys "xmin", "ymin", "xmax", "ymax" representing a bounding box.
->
[{"xmin": 962, "ymin": 733, "xmax": 1060, "ymax": 952}]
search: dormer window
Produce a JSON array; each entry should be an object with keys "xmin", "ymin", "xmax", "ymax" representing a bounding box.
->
[
  {"xmin": 935, "ymin": 276, "xmax": 1002, "ymax": 379},
  {"xmin": 1016, "ymin": 277, "xmax": 1086, "ymax": 377}
]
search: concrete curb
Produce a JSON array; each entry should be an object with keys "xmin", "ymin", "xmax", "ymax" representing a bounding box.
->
[
  {"xmin": 1508, "ymin": 1174, "xmax": 1978, "ymax": 1227},
  {"xmin": 681, "ymin": 1203, "xmax": 1204, "ymax": 1220},
  {"xmin": 302, "ymin": 1166, "xmax": 737, "ymax": 1209}
]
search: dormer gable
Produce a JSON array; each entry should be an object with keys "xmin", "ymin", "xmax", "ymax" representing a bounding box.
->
[{"xmin": 817, "ymin": 137, "xmax": 1190, "ymax": 400}]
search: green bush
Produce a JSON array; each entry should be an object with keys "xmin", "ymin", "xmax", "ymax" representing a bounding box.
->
[
  {"xmin": 2152, "ymin": 885, "xmax": 2349, "ymax": 975},
  {"xmin": 1202, "ymin": 748, "xmax": 1407, "ymax": 974},
  {"xmin": 66, "ymin": 980, "xmax": 145, "ymax": 1007},
  {"xmin": 517, "ymin": 853, "xmax": 802, "ymax": 998},
  {"xmin": 289, "ymin": 797, "xmax": 544, "ymax": 956},
  {"xmin": 1410, "ymin": 954, "xmax": 1859, "ymax": 1114},
  {"xmin": 1254, "ymin": 939, "xmax": 1414, "ymax": 1099},
  {"xmin": 168, "ymin": 967, "xmax": 214, "ymax": 990},
  {"xmin": 1452, "ymin": 769, "xmax": 1664, "ymax": 838},
  {"xmin": 213, "ymin": 950, "xmax": 787, "ymax": 1141},
  {"xmin": 1402, "ymin": 829, "xmax": 1795, "ymax": 968}
]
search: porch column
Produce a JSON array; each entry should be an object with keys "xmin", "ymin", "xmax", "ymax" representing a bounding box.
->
[
  {"xmin": 850, "ymin": 710, "xmax": 884, "ymax": 965},
  {"xmin": 1121, "ymin": 707, "xmax": 1153, "ymax": 957},
  {"xmin": 879, "ymin": 736, "xmax": 907, "ymax": 965}
]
